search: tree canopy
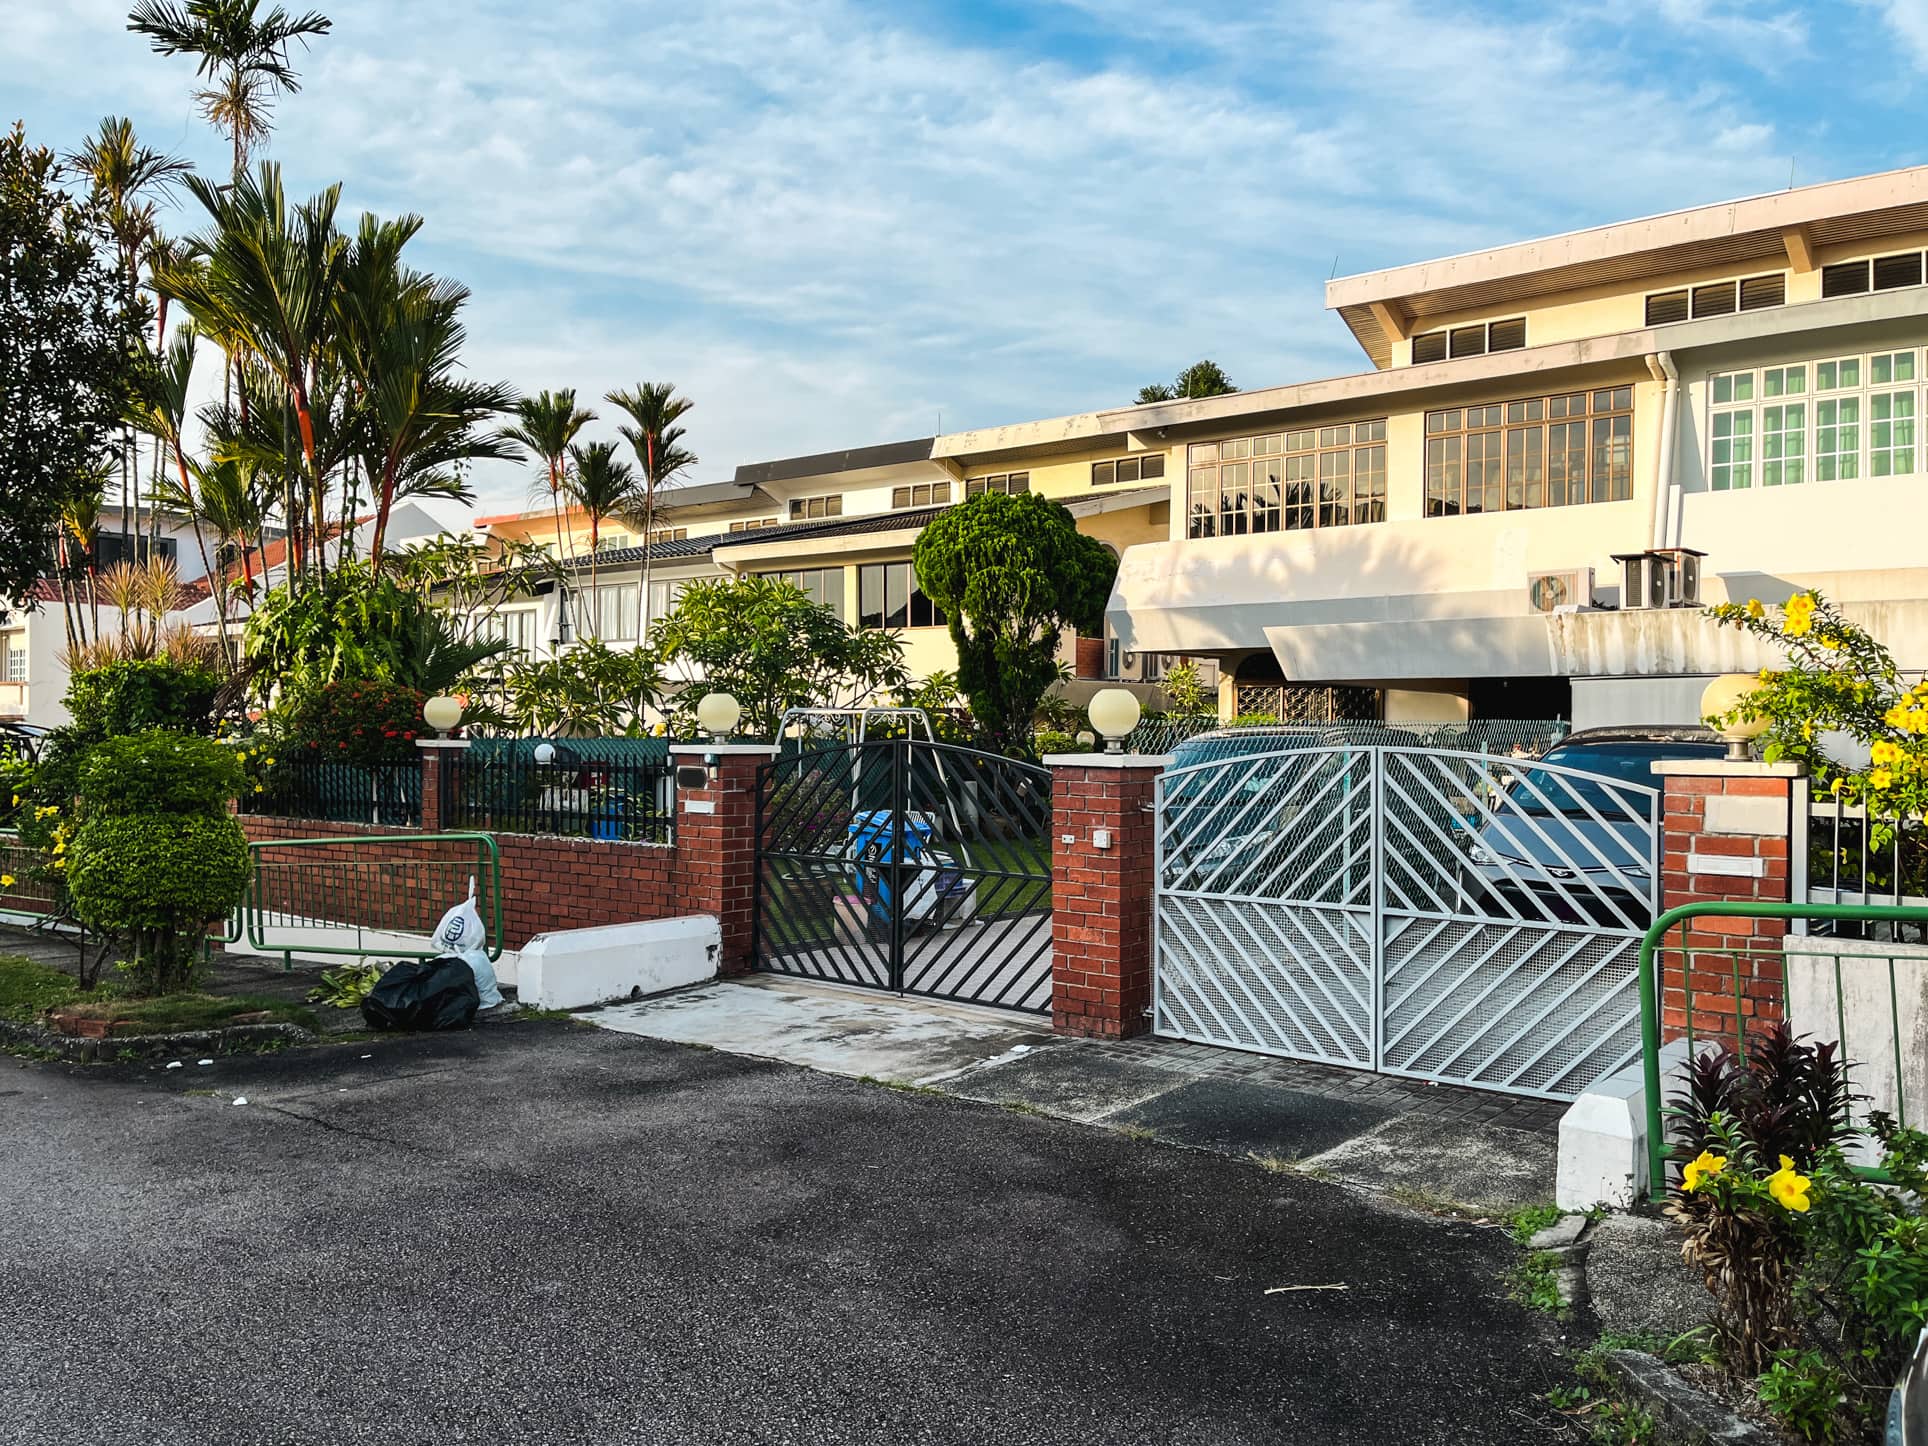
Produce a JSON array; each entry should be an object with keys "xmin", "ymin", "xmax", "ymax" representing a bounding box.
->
[
  {"xmin": 0, "ymin": 124, "xmax": 133, "ymax": 607},
  {"xmin": 1136, "ymin": 359, "xmax": 1238, "ymax": 404},
  {"xmin": 648, "ymin": 575, "xmax": 908, "ymax": 740},
  {"xmin": 913, "ymin": 491, "xmax": 1117, "ymax": 751}
]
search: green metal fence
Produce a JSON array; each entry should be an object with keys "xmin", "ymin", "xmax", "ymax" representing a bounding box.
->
[
  {"xmin": 240, "ymin": 832, "xmax": 503, "ymax": 968},
  {"xmin": 1638, "ymin": 899, "xmax": 1928, "ymax": 1197},
  {"xmin": 0, "ymin": 831, "xmax": 64, "ymax": 925}
]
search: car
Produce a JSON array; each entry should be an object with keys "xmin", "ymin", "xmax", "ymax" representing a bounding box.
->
[{"xmin": 1458, "ymin": 726, "xmax": 1726, "ymax": 928}]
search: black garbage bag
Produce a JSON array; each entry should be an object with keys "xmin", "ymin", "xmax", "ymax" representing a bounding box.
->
[{"xmin": 360, "ymin": 956, "xmax": 481, "ymax": 1032}]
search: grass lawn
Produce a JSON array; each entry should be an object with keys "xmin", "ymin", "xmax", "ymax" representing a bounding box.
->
[{"xmin": 0, "ymin": 954, "xmax": 317, "ymax": 1036}]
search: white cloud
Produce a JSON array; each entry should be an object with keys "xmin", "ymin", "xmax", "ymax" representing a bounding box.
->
[
  {"xmin": 1867, "ymin": 0, "xmax": 1928, "ymax": 67},
  {"xmin": 1, "ymin": 0, "xmax": 1814, "ymax": 514}
]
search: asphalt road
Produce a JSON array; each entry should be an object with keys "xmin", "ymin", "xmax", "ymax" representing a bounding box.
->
[{"xmin": 0, "ymin": 1023, "xmax": 1569, "ymax": 1445}]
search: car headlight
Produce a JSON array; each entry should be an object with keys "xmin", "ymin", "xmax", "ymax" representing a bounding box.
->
[{"xmin": 1466, "ymin": 842, "xmax": 1499, "ymax": 866}]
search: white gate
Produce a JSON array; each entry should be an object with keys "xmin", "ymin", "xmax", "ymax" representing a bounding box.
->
[{"xmin": 1153, "ymin": 746, "xmax": 1661, "ymax": 1100}]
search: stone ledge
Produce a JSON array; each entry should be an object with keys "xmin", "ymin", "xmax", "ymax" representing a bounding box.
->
[
  {"xmin": 1605, "ymin": 1350, "xmax": 1778, "ymax": 1444},
  {"xmin": 1651, "ymin": 759, "xmax": 1806, "ymax": 778},
  {"xmin": 1040, "ymin": 753, "xmax": 1173, "ymax": 768},
  {"xmin": 0, "ymin": 1016, "xmax": 314, "ymax": 1063}
]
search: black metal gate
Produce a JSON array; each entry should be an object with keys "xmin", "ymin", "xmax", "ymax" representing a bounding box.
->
[{"xmin": 753, "ymin": 739, "xmax": 1054, "ymax": 1013}]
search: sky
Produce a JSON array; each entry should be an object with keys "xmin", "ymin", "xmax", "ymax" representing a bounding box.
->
[{"xmin": 6, "ymin": 0, "xmax": 1928, "ymax": 517}]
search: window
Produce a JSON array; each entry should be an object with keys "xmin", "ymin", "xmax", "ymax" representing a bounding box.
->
[
  {"xmin": 1875, "ymin": 253, "xmax": 1925, "ymax": 291},
  {"xmin": 585, "ymin": 583, "xmax": 640, "ymax": 641},
  {"xmin": 1410, "ymin": 317, "xmax": 1525, "ymax": 363},
  {"xmin": 890, "ymin": 481, "xmax": 951, "ymax": 509},
  {"xmin": 95, "ymin": 534, "xmax": 179, "ymax": 570},
  {"xmin": 483, "ymin": 609, "xmax": 537, "ymax": 658},
  {"xmin": 1423, "ymin": 387, "xmax": 1632, "ymax": 515},
  {"xmin": 728, "ymin": 518, "xmax": 780, "ymax": 532},
  {"xmin": 1708, "ymin": 348, "xmax": 1926, "ymax": 490},
  {"xmin": 642, "ymin": 528, "xmax": 686, "ymax": 545},
  {"xmin": 1646, "ymin": 272, "xmax": 1785, "ymax": 326},
  {"xmin": 1092, "ymin": 455, "xmax": 1168, "ymax": 486},
  {"xmin": 965, "ymin": 472, "xmax": 1029, "ymax": 497},
  {"xmin": 858, "ymin": 562, "xmax": 946, "ymax": 628},
  {"xmin": 2, "ymin": 634, "xmax": 24, "ymax": 683},
  {"xmin": 756, "ymin": 567, "xmax": 845, "ymax": 615},
  {"xmin": 789, "ymin": 495, "xmax": 843, "ymax": 521},
  {"xmin": 646, "ymin": 578, "xmax": 685, "ymax": 622},
  {"xmin": 1186, "ymin": 421, "xmax": 1385, "ymax": 538},
  {"xmin": 1823, "ymin": 260, "xmax": 1871, "ymax": 298},
  {"xmin": 1823, "ymin": 249, "xmax": 1928, "ymax": 299}
]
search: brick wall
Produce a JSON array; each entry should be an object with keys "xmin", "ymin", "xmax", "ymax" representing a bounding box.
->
[
  {"xmin": 239, "ymin": 814, "xmax": 679, "ymax": 951},
  {"xmin": 1049, "ymin": 759, "xmax": 1161, "ymax": 1038},
  {"xmin": 1654, "ymin": 763, "xmax": 1799, "ymax": 1045}
]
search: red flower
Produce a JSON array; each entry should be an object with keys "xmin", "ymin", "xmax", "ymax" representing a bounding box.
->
[
  {"xmin": 383, "ymin": 730, "xmax": 396, "ymax": 738},
  {"xmin": 338, "ymin": 743, "xmax": 348, "ymax": 751}
]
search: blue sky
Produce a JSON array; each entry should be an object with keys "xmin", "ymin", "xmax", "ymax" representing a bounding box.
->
[{"xmin": 6, "ymin": 0, "xmax": 1928, "ymax": 513}]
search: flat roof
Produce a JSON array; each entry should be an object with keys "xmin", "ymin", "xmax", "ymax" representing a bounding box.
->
[
  {"xmin": 731, "ymin": 436, "xmax": 934, "ymax": 488},
  {"xmin": 1326, "ymin": 163, "xmax": 1928, "ymax": 367}
]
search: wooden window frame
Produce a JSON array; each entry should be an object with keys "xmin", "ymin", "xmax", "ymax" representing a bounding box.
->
[
  {"xmin": 1423, "ymin": 388, "xmax": 1632, "ymax": 516},
  {"xmin": 1186, "ymin": 421, "xmax": 1385, "ymax": 539}
]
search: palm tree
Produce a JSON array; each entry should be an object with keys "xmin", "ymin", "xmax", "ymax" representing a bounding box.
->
[
  {"xmin": 65, "ymin": 117, "xmax": 191, "ymax": 550},
  {"xmin": 332, "ymin": 237, "xmax": 517, "ymax": 569},
  {"xmin": 126, "ymin": 325, "xmax": 227, "ymax": 643},
  {"xmin": 152, "ymin": 455, "xmax": 265, "ymax": 635},
  {"xmin": 126, "ymin": 0, "xmax": 332, "ymax": 182},
  {"xmin": 55, "ymin": 481, "xmax": 108, "ymax": 650},
  {"xmin": 563, "ymin": 440, "xmax": 640, "ymax": 626},
  {"xmin": 604, "ymin": 382, "xmax": 696, "ymax": 635},
  {"xmin": 155, "ymin": 163, "xmax": 347, "ymax": 582},
  {"xmin": 498, "ymin": 389, "xmax": 595, "ymax": 559}
]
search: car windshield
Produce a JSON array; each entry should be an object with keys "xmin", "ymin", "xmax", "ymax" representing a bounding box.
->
[{"xmin": 1507, "ymin": 741, "xmax": 1720, "ymax": 819}]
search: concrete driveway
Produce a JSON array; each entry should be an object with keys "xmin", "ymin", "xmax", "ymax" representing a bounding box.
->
[{"xmin": 0, "ymin": 1023, "xmax": 1569, "ymax": 1445}]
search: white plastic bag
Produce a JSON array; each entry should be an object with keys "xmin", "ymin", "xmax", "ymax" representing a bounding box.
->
[{"xmin": 431, "ymin": 877, "xmax": 503, "ymax": 1009}]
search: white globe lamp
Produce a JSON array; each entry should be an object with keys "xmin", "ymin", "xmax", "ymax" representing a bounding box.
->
[
  {"xmin": 1087, "ymin": 689, "xmax": 1143, "ymax": 755},
  {"xmin": 696, "ymin": 691, "xmax": 742, "ymax": 743},
  {"xmin": 1701, "ymin": 674, "xmax": 1770, "ymax": 761}
]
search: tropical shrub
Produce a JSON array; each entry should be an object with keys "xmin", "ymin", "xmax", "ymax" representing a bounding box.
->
[
  {"xmin": 241, "ymin": 561, "xmax": 505, "ymax": 705},
  {"xmin": 1162, "ymin": 662, "xmax": 1211, "ymax": 716},
  {"xmin": 290, "ymin": 680, "xmax": 427, "ymax": 764},
  {"xmin": 64, "ymin": 657, "xmax": 221, "ymax": 737},
  {"xmin": 650, "ymin": 575, "xmax": 908, "ymax": 740},
  {"xmin": 486, "ymin": 640, "xmax": 662, "ymax": 737},
  {"xmin": 64, "ymin": 731, "xmax": 248, "ymax": 995},
  {"xmin": 914, "ymin": 491, "xmax": 1115, "ymax": 753}
]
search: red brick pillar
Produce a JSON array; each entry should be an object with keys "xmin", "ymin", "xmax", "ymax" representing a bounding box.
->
[
  {"xmin": 1652, "ymin": 760, "xmax": 1802, "ymax": 1045},
  {"xmin": 416, "ymin": 739, "xmax": 467, "ymax": 832},
  {"xmin": 672, "ymin": 744, "xmax": 777, "ymax": 978},
  {"xmin": 1047, "ymin": 752, "xmax": 1165, "ymax": 1038}
]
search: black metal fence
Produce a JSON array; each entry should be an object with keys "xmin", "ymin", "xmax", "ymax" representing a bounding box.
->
[
  {"xmin": 1806, "ymin": 796, "xmax": 1928, "ymax": 941},
  {"xmin": 242, "ymin": 757, "xmax": 422, "ymax": 827},
  {"xmin": 442, "ymin": 742, "xmax": 676, "ymax": 845}
]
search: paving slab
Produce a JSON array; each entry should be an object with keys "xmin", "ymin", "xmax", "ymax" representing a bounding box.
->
[
  {"xmin": 590, "ymin": 974, "xmax": 1052, "ymax": 1084},
  {"xmin": 1105, "ymin": 1077, "xmax": 1401, "ymax": 1162},
  {"xmin": 948, "ymin": 1042, "xmax": 1188, "ymax": 1121},
  {"xmin": 1304, "ymin": 1111, "xmax": 1559, "ymax": 1212}
]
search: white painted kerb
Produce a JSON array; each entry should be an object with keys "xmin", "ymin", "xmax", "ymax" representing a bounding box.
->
[{"xmin": 518, "ymin": 915, "xmax": 721, "ymax": 1011}]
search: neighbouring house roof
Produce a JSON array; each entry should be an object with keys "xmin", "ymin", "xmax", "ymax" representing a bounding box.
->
[
  {"xmin": 1326, "ymin": 163, "xmax": 1928, "ymax": 367},
  {"xmin": 731, "ymin": 437, "xmax": 935, "ymax": 488}
]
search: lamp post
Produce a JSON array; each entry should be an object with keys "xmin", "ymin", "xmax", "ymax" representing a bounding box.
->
[
  {"xmin": 696, "ymin": 692, "xmax": 742, "ymax": 744},
  {"xmin": 1701, "ymin": 673, "xmax": 1771, "ymax": 761},
  {"xmin": 1087, "ymin": 688, "xmax": 1142, "ymax": 755}
]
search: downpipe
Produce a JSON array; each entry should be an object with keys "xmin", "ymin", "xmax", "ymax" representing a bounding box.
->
[{"xmin": 1645, "ymin": 351, "xmax": 1680, "ymax": 549}]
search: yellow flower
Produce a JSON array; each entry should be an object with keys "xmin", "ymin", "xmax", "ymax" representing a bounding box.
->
[
  {"xmin": 264, "ymin": 757, "xmax": 276, "ymax": 767},
  {"xmin": 1746, "ymin": 598, "xmax": 1765, "ymax": 619},
  {"xmin": 1682, "ymin": 1150, "xmax": 1727, "ymax": 1192},
  {"xmin": 1786, "ymin": 592, "xmax": 1815, "ymax": 616},
  {"xmin": 0, "ymin": 875, "xmax": 13, "ymax": 888},
  {"xmin": 1871, "ymin": 767, "xmax": 1894, "ymax": 791},
  {"xmin": 235, "ymin": 751, "xmax": 248, "ymax": 764},
  {"xmin": 1831, "ymin": 777, "xmax": 1845, "ymax": 795},
  {"xmin": 1784, "ymin": 612, "xmax": 1813, "ymax": 638},
  {"xmin": 254, "ymin": 784, "xmax": 264, "ymax": 794},
  {"xmin": 1821, "ymin": 635, "xmax": 1841, "ymax": 650},
  {"xmin": 1887, "ymin": 704, "xmax": 1911, "ymax": 729},
  {"xmin": 1766, "ymin": 1155, "xmax": 1811, "ymax": 1213},
  {"xmin": 1872, "ymin": 740, "xmax": 1901, "ymax": 766}
]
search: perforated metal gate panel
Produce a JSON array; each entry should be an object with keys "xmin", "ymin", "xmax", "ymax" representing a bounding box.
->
[{"xmin": 1153, "ymin": 745, "xmax": 1659, "ymax": 1101}]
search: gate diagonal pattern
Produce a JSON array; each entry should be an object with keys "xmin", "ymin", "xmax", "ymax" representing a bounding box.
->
[
  {"xmin": 1154, "ymin": 745, "xmax": 1660, "ymax": 1100},
  {"xmin": 754, "ymin": 740, "xmax": 1054, "ymax": 1013}
]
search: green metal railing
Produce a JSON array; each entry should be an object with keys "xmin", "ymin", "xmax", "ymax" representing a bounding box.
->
[
  {"xmin": 239, "ymin": 832, "xmax": 503, "ymax": 969},
  {"xmin": 1639, "ymin": 900, "xmax": 1928, "ymax": 1197}
]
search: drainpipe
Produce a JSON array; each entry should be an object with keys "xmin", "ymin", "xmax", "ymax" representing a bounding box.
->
[{"xmin": 1645, "ymin": 351, "xmax": 1680, "ymax": 548}]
